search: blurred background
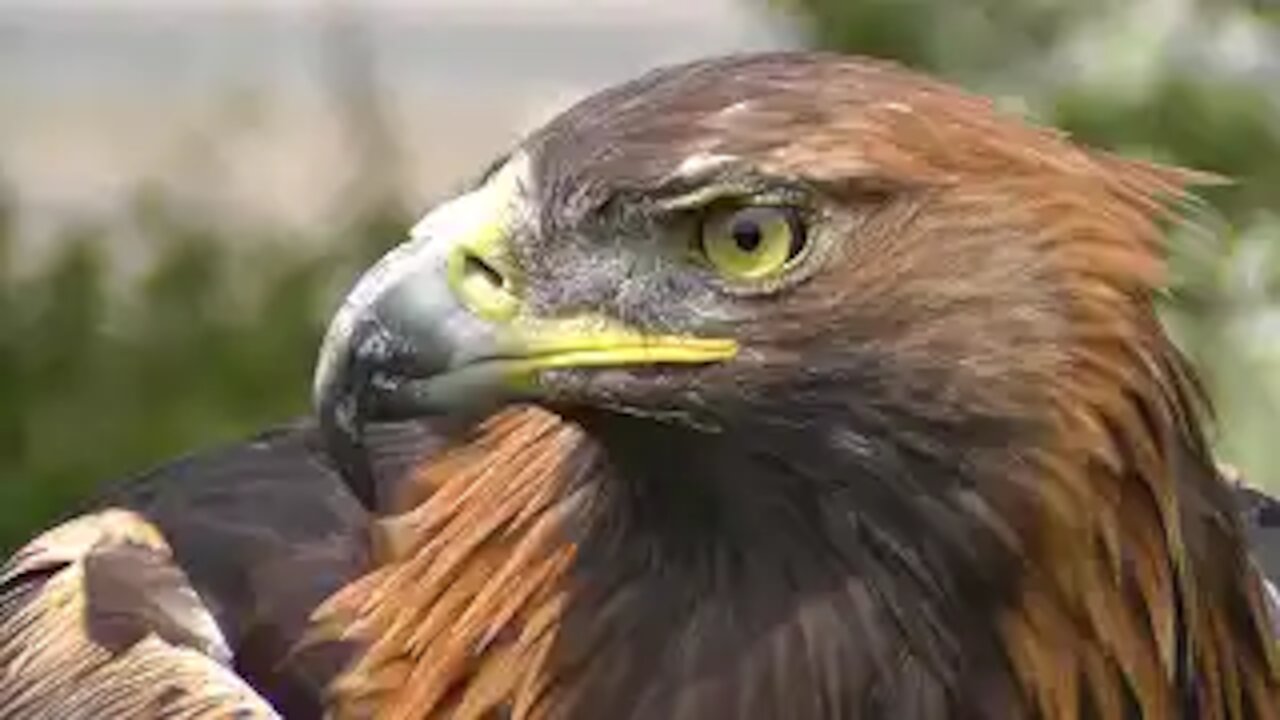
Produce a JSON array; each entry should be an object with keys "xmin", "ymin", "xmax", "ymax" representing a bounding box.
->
[{"xmin": 0, "ymin": 0, "xmax": 1276, "ymax": 551}]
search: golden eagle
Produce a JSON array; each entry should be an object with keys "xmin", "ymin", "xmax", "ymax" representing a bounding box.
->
[{"xmin": 2, "ymin": 52, "xmax": 1278, "ymax": 719}]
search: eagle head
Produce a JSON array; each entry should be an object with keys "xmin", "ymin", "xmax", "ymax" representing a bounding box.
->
[{"xmin": 312, "ymin": 53, "xmax": 1278, "ymax": 719}]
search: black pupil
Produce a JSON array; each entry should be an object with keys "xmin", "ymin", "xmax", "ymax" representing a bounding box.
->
[{"xmin": 731, "ymin": 218, "xmax": 764, "ymax": 252}]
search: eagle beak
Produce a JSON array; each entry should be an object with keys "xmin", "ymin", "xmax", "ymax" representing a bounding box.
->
[{"xmin": 312, "ymin": 156, "xmax": 737, "ymax": 504}]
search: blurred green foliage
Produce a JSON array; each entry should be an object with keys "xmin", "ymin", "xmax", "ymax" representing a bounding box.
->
[
  {"xmin": 0, "ymin": 183, "xmax": 409, "ymax": 550},
  {"xmin": 774, "ymin": 0, "xmax": 1280, "ymax": 488}
]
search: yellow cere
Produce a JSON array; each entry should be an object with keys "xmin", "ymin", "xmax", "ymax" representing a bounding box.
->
[
  {"xmin": 447, "ymin": 233, "xmax": 519, "ymax": 322},
  {"xmin": 701, "ymin": 205, "xmax": 799, "ymax": 281},
  {"xmin": 442, "ymin": 160, "xmax": 524, "ymax": 322}
]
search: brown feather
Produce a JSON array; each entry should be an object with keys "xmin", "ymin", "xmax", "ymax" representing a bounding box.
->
[
  {"xmin": 0, "ymin": 510, "xmax": 280, "ymax": 718},
  {"xmin": 319, "ymin": 53, "xmax": 1280, "ymax": 719},
  {"xmin": 315, "ymin": 408, "xmax": 585, "ymax": 719}
]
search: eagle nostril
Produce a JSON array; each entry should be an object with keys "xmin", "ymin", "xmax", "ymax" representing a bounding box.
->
[
  {"xmin": 463, "ymin": 252, "xmax": 506, "ymax": 293},
  {"xmin": 449, "ymin": 245, "xmax": 520, "ymax": 322}
]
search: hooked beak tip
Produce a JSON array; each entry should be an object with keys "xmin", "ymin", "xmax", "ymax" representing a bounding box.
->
[{"xmin": 314, "ymin": 313, "xmax": 382, "ymax": 509}]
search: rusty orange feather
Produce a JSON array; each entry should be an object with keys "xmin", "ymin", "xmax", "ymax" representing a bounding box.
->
[{"xmin": 314, "ymin": 54, "xmax": 1280, "ymax": 720}]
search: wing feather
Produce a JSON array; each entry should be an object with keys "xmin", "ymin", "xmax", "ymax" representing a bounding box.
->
[{"xmin": 0, "ymin": 509, "xmax": 281, "ymax": 719}]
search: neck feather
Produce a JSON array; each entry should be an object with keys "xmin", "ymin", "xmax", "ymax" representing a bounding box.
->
[
  {"xmin": 318, "ymin": 405, "xmax": 1035, "ymax": 718},
  {"xmin": 317, "ymin": 385, "xmax": 1279, "ymax": 720}
]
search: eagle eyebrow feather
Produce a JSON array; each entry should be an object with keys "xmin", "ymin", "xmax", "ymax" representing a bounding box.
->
[{"xmin": 671, "ymin": 152, "xmax": 740, "ymax": 181}]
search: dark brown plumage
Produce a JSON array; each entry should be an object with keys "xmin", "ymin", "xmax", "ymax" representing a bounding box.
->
[
  {"xmin": 314, "ymin": 53, "xmax": 1280, "ymax": 719},
  {"xmin": 1, "ymin": 51, "xmax": 1278, "ymax": 720},
  {"xmin": 0, "ymin": 420, "xmax": 444, "ymax": 718}
]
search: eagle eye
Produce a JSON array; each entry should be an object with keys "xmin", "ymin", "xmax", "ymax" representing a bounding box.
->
[{"xmin": 697, "ymin": 205, "xmax": 807, "ymax": 282}]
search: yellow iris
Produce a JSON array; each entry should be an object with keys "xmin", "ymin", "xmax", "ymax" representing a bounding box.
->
[{"xmin": 699, "ymin": 205, "xmax": 804, "ymax": 281}]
